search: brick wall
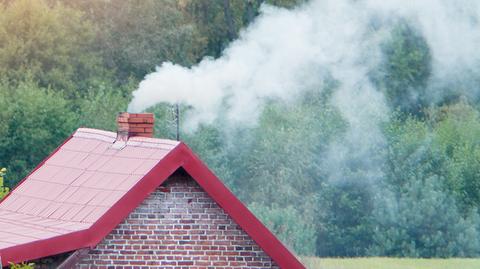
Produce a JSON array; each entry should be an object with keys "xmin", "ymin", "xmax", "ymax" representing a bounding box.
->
[{"xmin": 75, "ymin": 173, "xmax": 280, "ymax": 269}]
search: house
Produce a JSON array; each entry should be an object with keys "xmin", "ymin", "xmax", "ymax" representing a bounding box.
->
[{"xmin": 0, "ymin": 113, "xmax": 305, "ymax": 268}]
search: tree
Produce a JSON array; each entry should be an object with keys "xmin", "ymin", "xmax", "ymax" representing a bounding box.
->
[
  {"xmin": 376, "ymin": 21, "xmax": 432, "ymax": 114},
  {"xmin": 0, "ymin": 167, "xmax": 8, "ymax": 199},
  {"xmin": 383, "ymin": 113, "xmax": 434, "ymax": 193},
  {"xmin": 374, "ymin": 105, "xmax": 480, "ymax": 257},
  {"xmin": 77, "ymin": 81, "xmax": 132, "ymax": 131},
  {"xmin": 370, "ymin": 176, "xmax": 480, "ymax": 257},
  {"xmin": 185, "ymin": 0, "xmax": 304, "ymax": 57},
  {"xmin": 0, "ymin": 80, "xmax": 76, "ymax": 184},
  {"xmin": 66, "ymin": 0, "xmax": 205, "ymax": 80},
  {"xmin": 0, "ymin": 0, "xmax": 104, "ymax": 97},
  {"xmin": 250, "ymin": 203, "xmax": 317, "ymax": 255},
  {"xmin": 430, "ymin": 103, "xmax": 480, "ymax": 214},
  {"xmin": 316, "ymin": 179, "xmax": 375, "ymax": 257},
  {"xmin": 185, "ymin": 0, "xmax": 244, "ymax": 57}
]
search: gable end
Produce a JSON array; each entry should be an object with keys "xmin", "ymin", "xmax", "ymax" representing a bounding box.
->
[{"xmin": 76, "ymin": 173, "xmax": 280, "ymax": 268}]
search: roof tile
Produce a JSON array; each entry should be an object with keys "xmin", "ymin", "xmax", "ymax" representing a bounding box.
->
[
  {"xmin": 0, "ymin": 127, "xmax": 304, "ymax": 269},
  {"xmin": 0, "ymin": 128, "xmax": 179, "ymax": 253}
]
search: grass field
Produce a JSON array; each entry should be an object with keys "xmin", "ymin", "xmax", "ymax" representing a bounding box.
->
[{"xmin": 301, "ymin": 257, "xmax": 480, "ymax": 269}]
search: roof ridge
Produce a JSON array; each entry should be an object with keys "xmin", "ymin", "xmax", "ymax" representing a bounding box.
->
[
  {"xmin": 74, "ymin": 128, "xmax": 116, "ymax": 142},
  {"xmin": 75, "ymin": 127, "xmax": 180, "ymax": 148}
]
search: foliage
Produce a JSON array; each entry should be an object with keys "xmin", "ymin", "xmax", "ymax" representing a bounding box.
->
[
  {"xmin": 184, "ymin": 0, "xmax": 304, "ymax": 57},
  {"xmin": 250, "ymin": 202, "xmax": 317, "ymax": 255},
  {"xmin": 376, "ymin": 21, "xmax": 432, "ymax": 114},
  {"xmin": 0, "ymin": 80, "xmax": 77, "ymax": 184},
  {"xmin": 9, "ymin": 262, "xmax": 34, "ymax": 269},
  {"xmin": 317, "ymin": 179, "xmax": 375, "ymax": 257},
  {"xmin": 0, "ymin": 0, "xmax": 105, "ymax": 98},
  {"xmin": 383, "ymin": 113, "xmax": 432, "ymax": 192},
  {"xmin": 0, "ymin": 167, "xmax": 8, "ymax": 199},
  {"xmin": 185, "ymin": 0, "xmax": 249, "ymax": 57},
  {"xmin": 77, "ymin": 81, "xmax": 132, "ymax": 131},
  {"xmin": 370, "ymin": 176, "xmax": 480, "ymax": 257},
  {"xmin": 430, "ymin": 103, "xmax": 480, "ymax": 214},
  {"xmin": 376, "ymin": 107, "xmax": 480, "ymax": 257},
  {"xmin": 65, "ymin": 0, "xmax": 205, "ymax": 80}
]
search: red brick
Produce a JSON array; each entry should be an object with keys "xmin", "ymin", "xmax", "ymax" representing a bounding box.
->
[
  {"xmin": 127, "ymin": 118, "xmax": 154, "ymax": 124},
  {"xmin": 129, "ymin": 113, "xmax": 154, "ymax": 118},
  {"xmin": 75, "ymin": 175, "xmax": 279, "ymax": 269}
]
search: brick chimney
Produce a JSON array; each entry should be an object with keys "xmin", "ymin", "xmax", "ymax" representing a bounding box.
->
[{"xmin": 116, "ymin": 112, "xmax": 154, "ymax": 140}]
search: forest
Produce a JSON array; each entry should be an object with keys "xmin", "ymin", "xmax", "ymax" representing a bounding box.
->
[{"xmin": 1, "ymin": 0, "xmax": 480, "ymax": 259}]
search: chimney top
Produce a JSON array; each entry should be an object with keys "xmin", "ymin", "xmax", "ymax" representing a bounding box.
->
[{"xmin": 116, "ymin": 112, "xmax": 154, "ymax": 141}]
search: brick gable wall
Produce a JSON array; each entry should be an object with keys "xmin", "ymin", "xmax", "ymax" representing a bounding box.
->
[{"xmin": 75, "ymin": 173, "xmax": 280, "ymax": 269}]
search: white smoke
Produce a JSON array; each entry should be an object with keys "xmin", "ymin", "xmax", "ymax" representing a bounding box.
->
[
  {"xmin": 128, "ymin": 0, "xmax": 389, "ymax": 131},
  {"xmin": 129, "ymin": 0, "xmax": 480, "ymax": 181},
  {"xmin": 129, "ymin": 0, "xmax": 480, "ymax": 122},
  {"xmin": 365, "ymin": 0, "xmax": 480, "ymax": 102}
]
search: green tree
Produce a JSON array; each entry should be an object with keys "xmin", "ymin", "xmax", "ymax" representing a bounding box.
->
[
  {"xmin": 383, "ymin": 113, "xmax": 435, "ymax": 192},
  {"xmin": 0, "ymin": 167, "xmax": 8, "ymax": 199},
  {"xmin": 250, "ymin": 203, "xmax": 317, "ymax": 255},
  {"xmin": 185, "ymin": 0, "xmax": 304, "ymax": 58},
  {"xmin": 0, "ymin": 0, "xmax": 104, "ymax": 97},
  {"xmin": 316, "ymin": 179, "xmax": 375, "ymax": 257},
  {"xmin": 77, "ymin": 82, "xmax": 131, "ymax": 131},
  {"xmin": 376, "ymin": 21, "xmax": 432, "ymax": 114},
  {"xmin": 185, "ymin": 0, "xmax": 245, "ymax": 57},
  {"xmin": 243, "ymin": 97, "xmax": 345, "ymax": 206},
  {"xmin": 66, "ymin": 0, "xmax": 205, "ymax": 80},
  {"xmin": 430, "ymin": 103, "xmax": 480, "ymax": 214},
  {"xmin": 370, "ymin": 176, "xmax": 480, "ymax": 257},
  {"xmin": 0, "ymin": 80, "xmax": 76, "ymax": 185},
  {"xmin": 375, "ymin": 105, "xmax": 480, "ymax": 257}
]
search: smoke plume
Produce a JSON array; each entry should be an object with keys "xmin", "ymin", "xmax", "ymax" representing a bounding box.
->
[{"xmin": 129, "ymin": 0, "xmax": 480, "ymax": 181}]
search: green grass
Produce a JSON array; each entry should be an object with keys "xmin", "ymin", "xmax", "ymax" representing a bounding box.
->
[{"xmin": 301, "ymin": 257, "xmax": 480, "ymax": 269}]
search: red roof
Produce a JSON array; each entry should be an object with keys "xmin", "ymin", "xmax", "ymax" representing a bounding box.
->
[{"xmin": 0, "ymin": 128, "xmax": 304, "ymax": 269}]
